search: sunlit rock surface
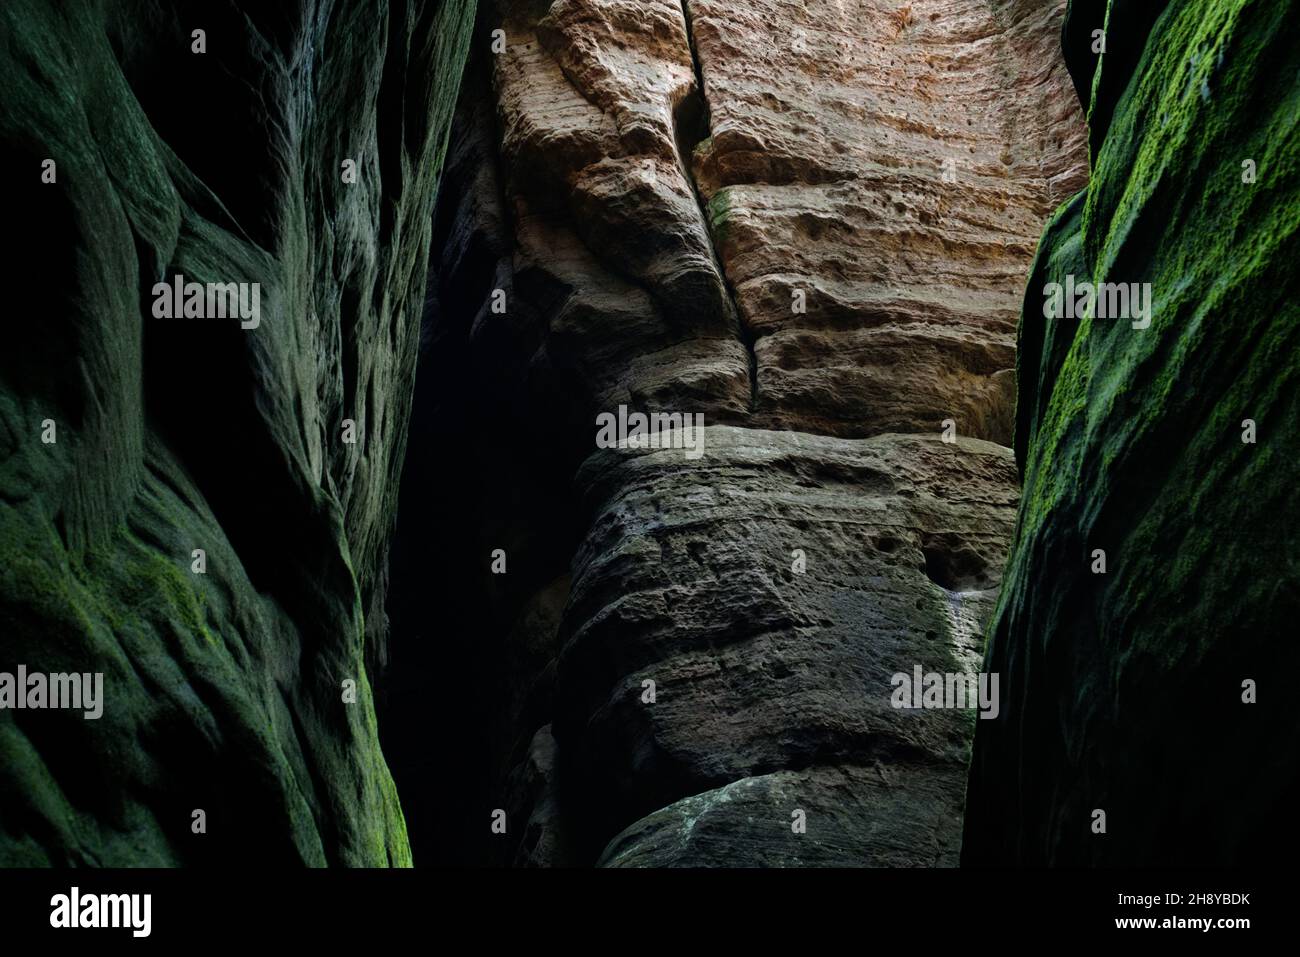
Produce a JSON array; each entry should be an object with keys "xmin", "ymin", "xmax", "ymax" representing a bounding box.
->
[{"xmin": 394, "ymin": 0, "xmax": 1085, "ymax": 866}]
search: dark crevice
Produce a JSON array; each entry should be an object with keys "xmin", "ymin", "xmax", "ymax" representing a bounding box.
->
[
  {"xmin": 676, "ymin": 0, "xmax": 758, "ymax": 414},
  {"xmin": 920, "ymin": 533, "xmax": 996, "ymax": 592}
]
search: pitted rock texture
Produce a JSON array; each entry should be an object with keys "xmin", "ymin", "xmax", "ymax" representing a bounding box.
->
[
  {"xmin": 690, "ymin": 0, "xmax": 1088, "ymax": 440},
  {"xmin": 397, "ymin": 0, "xmax": 1085, "ymax": 867},
  {"xmin": 0, "ymin": 0, "xmax": 476, "ymax": 865},
  {"xmin": 554, "ymin": 427, "xmax": 1017, "ymax": 861},
  {"xmin": 963, "ymin": 0, "xmax": 1299, "ymax": 866},
  {"xmin": 448, "ymin": 0, "xmax": 1088, "ymax": 442}
]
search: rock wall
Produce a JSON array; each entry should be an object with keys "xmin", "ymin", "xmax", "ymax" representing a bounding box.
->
[
  {"xmin": 394, "ymin": 0, "xmax": 1086, "ymax": 866},
  {"xmin": 963, "ymin": 0, "xmax": 1299, "ymax": 866},
  {"xmin": 0, "ymin": 0, "xmax": 475, "ymax": 865}
]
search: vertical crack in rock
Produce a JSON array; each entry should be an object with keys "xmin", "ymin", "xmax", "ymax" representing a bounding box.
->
[
  {"xmin": 678, "ymin": 0, "xmax": 758, "ymax": 412},
  {"xmin": 964, "ymin": 0, "xmax": 1299, "ymax": 868}
]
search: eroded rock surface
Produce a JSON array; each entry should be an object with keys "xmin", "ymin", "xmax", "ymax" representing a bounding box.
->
[
  {"xmin": 0, "ymin": 0, "xmax": 476, "ymax": 865},
  {"xmin": 963, "ymin": 0, "xmax": 1299, "ymax": 866},
  {"xmin": 398, "ymin": 0, "xmax": 1085, "ymax": 866},
  {"xmin": 555, "ymin": 428, "xmax": 1017, "ymax": 862},
  {"xmin": 599, "ymin": 761, "xmax": 965, "ymax": 867}
]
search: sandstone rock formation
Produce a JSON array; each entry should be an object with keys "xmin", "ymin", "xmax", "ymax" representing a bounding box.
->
[
  {"xmin": 13, "ymin": 0, "xmax": 1256, "ymax": 873},
  {"xmin": 389, "ymin": 0, "xmax": 1087, "ymax": 866},
  {"xmin": 963, "ymin": 0, "xmax": 1300, "ymax": 866},
  {"xmin": 0, "ymin": 0, "xmax": 475, "ymax": 865}
]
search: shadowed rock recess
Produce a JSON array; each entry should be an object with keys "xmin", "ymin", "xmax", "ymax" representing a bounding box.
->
[
  {"xmin": 964, "ymin": 0, "xmax": 1299, "ymax": 866},
  {"xmin": 0, "ymin": 0, "xmax": 476, "ymax": 865},
  {"xmin": 387, "ymin": 0, "xmax": 1086, "ymax": 866}
]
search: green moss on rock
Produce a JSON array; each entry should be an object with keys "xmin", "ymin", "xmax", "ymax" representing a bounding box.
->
[
  {"xmin": 965, "ymin": 0, "xmax": 1300, "ymax": 866},
  {"xmin": 0, "ymin": 0, "xmax": 477, "ymax": 867}
]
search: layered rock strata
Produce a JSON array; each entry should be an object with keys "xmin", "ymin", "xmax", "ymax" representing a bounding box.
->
[{"xmin": 395, "ymin": 0, "xmax": 1086, "ymax": 866}]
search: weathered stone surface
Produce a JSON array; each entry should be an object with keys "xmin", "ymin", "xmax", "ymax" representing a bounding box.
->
[
  {"xmin": 449, "ymin": 0, "xmax": 1087, "ymax": 442},
  {"xmin": 964, "ymin": 0, "xmax": 1299, "ymax": 866},
  {"xmin": 399, "ymin": 0, "xmax": 1086, "ymax": 866},
  {"xmin": 554, "ymin": 427, "xmax": 1017, "ymax": 861},
  {"xmin": 599, "ymin": 762, "xmax": 965, "ymax": 868},
  {"xmin": 0, "ymin": 0, "xmax": 476, "ymax": 865},
  {"xmin": 690, "ymin": 0, "xmax": 1088, "ymax": 440},
  {"xmin": 492, "ymin": 0, "xmax": 751, "ymax": 418}
]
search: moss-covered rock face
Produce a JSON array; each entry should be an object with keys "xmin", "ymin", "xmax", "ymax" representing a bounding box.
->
[
  {"xmin": 964, "ymin": 0, "xmax": 1299, "ymax": 866},
  {"xmin": 0, "ymin": 0, "xmax": 475, "ymax": 866}
]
